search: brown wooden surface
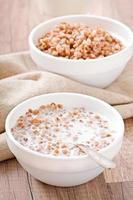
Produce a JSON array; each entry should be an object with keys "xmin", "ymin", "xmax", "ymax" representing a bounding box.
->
[{"xmin": 0, "ymin": 0, "xmax": 133, "ymax": 199}]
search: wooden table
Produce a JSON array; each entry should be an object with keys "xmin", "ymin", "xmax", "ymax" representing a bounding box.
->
[{"xmin": 0, "ymin": 0, "xmax": 133, "ymax": 199}]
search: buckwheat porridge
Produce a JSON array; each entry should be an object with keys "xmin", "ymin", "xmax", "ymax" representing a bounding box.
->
[
  {"xmin": 37, "ymin": 22, "xmax": 124, "ymax": 59},
  {"xmin": 11, "ymin": 103, "xmax": 115, "ymax": 157}
]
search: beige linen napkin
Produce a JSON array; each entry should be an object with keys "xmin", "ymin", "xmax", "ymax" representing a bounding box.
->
[{"xmin": 0, "ymin": 51, "xmax": 133, "ymax": 162}]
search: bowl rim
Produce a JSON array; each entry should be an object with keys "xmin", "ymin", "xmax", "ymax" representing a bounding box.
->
[
  {"xmin": 29, "ymin": 14, "xmax": 133, "ymax": 63},
  {"xmin": 5, "ymin": 92, "xmax": 124, "ymax": 160}
]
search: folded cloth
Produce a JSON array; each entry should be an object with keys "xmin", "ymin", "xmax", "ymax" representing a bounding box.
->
[{"xmin": 0, "ymin": 51, "xmax": 133, "ymax": 161}]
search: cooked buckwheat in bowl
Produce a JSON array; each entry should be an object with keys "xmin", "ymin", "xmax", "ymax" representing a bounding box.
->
[
  {"xmin": 37, "ymin": 22, "xmax": 124, "ymax": 59},
  {"xmin": 6, "ymin": 93, "xmax": 124, "ymax": 187},
  {"xmin": 29, "ymin": 15, "xmax": 133, "ymax": 88}
]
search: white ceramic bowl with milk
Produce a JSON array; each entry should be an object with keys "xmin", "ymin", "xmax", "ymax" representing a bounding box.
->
[{"xmin": 6, "ymin": 93, "xmax": 124, "ymax": 187}]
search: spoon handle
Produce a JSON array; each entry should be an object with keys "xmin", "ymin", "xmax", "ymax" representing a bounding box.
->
[{"xmin": 78, "ymin": 145, "xmax": 116, "ymax": 169}]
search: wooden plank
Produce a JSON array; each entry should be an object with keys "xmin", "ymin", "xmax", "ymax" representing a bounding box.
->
[
  {"xmin": 122, "ymin": 181, "xmax": 133, "ymax": 200},
  {"xmin": 113, "ymin": 0, "xmax": 133, "ymax": 28},
  {"xmin": 104, "ymin": 118, "xmax": 133, "ymax": 183},
  {"xmin": 106, "ymin": 182, "xmax": 124, "ymax": 200},
  {"xmin": 29, "ymin": 174, "xmax": 131, "ymax": 200},
  {"xmin": 0, "ymin": 159, "xmax": 32, "ymax": 200},
  {"xmin": 29, "ymin": 174, "xmax": 111, "ymax": 200},
  {"xmin": 0, "ymin": 0, "xmax": 11, "ymax": 54},
  {"xmin": 9, "ymin": 0, "xmax": 30, "ymax": 52},
  {"xmin": 0, "ymin": 0, "xmax": 11, "ymax": 43}
]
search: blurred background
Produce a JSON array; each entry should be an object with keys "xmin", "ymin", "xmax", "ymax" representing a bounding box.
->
[{"xmin": 0, "ymin": 0, "xmax": 132, "ymax": 54}]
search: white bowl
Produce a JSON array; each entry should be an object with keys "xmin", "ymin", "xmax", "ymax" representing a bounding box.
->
[
  {"xmin": 38, "ymin": 0, "xmax": 90, "ymax": 16},
  {"xmin": 6, "ymin": 93, "xmax": 124, "ymax": 187},
  {"xmin": 29, "ymin": 15, "xmax": 133, "ymax": 88}
]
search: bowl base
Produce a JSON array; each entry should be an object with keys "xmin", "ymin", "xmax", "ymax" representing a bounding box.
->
[{"xmin": 18, "ymin": 159, "xmax": 104, "ymax": 187}]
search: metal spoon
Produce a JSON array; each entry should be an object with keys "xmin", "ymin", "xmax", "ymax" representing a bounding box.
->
[{"xmin": 76, "ymin": 144, "xmax": 116, "ymax": 169}]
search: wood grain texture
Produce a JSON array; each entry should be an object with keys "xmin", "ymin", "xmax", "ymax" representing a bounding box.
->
[
  {"xmin": 0, "ymin": 0, "xmax": 133, "ymax": 199},
  {"xmin": 0, "ymin": 159, "xmax": 32, "ymax": 200},
  {"xmin": 104, "ymin": 118, "xmax": 133, "ymax": 182}
]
